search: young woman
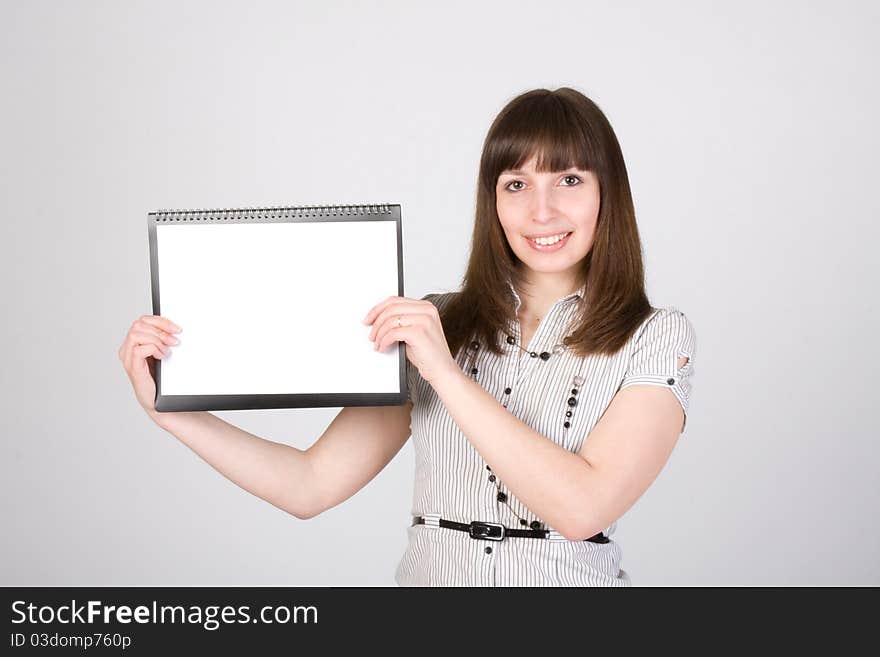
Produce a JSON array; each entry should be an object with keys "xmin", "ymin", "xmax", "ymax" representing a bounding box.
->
[{"xmin": 119, "ymin": 87, "xmax": 696, "ymax": 587}]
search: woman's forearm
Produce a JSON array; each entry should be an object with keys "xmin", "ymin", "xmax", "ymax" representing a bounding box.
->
[
  {"xmin": 148, "ymin": 410, "xmax": 315, "ymax": 519},
  {"xmin": 429, "ymin": 367, "xmax": 597, "ymax": 540}
]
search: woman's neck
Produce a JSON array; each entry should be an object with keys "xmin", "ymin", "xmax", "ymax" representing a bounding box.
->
[{"xmin": 515, "ymin": 273, "xmax": 582, "ymax": 322}]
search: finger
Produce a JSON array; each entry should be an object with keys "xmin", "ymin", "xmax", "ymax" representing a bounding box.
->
[
  {"xmin": 121, "ymin": 329, "xmax": 176, "ymax": 365},
  {"xmin": 362, "ymin": 296, "xmax": 403, "ymax": 326},
  {"xmin": 127, "ymin": 343, "xmax": 167, "ymax": 380},
  {"xmin": 124, "ymin": 331, "xmax": 171, "ymax": 367},
  {"xmin": 368, "ymin": 301, "xmax": 433, "ymax": 341},
  {"xmin": 376, "ymin": 325, "xmax": 408, "ymax": 352},
  {"xmin": 131, "ymin": 325, "xmax": 180, "ymax": 348},
  {"xmin": 133, "ymin": 343, "xmax": 167, "ymax": 361},
  {"xmin": 124, "ymin": 319, "xmax": 180, "ymax": 362},
  {"xmin": 374, "ymin": 315, "xmax": 423, "ymax": 351},
  {"xmin": 370, "ymin": 305, "xmax": 433, "ymax": 345},
  {"xmin": 139, "ymin": 315, "xmax": 182, "ymax": 334}
]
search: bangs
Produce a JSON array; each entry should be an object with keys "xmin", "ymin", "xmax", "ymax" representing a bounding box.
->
[{"xmin": 484, "ymin": 93, "xmax": 598, "ymax": 186}]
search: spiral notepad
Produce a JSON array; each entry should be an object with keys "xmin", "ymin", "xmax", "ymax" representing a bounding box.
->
[{"xmin": 147, "ymin": 203, "xmax": 406, "ymax": 412}]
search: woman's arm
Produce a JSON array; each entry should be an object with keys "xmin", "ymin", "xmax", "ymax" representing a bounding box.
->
[
  {"xmin": 149, "ymin": 401, "xmax": 412, "ymax": 520},
  {"xmin": 428, "ymin": 368, "xmax": 683, "ymax": 541}
]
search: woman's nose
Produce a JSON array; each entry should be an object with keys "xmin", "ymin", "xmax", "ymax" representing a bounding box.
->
[{"xmin": 529, "ymin": 186, "xmax": 558, "ymax": 221}]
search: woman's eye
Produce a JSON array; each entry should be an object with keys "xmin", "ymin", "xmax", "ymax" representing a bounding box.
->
[{"xmin": 503, "ymin": 176, "xmax": 581, "ymax": 191}]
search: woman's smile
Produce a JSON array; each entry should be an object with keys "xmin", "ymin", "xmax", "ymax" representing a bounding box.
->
[{"xmin": 526, "ymin": 231, "xmax": 573, "ymax": 252}]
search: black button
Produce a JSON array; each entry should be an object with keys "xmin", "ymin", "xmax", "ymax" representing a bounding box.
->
[
  {"xmin": 530, "ymin": 520, "xmax": 541, "ymax": 530},
  {"xmin": 565, "ymin": 411, "xmax": 572, "ymax": 417},
  {"xmin": 529, "ymin": 351, "xmax": 538, "ymax": 358},
  {"xmin": 488, "ymin": 474, "xmax": 496, "ymax": 482},
  {"xmin": 470, "ymin": 341, "xmax": 480, "ymax": 350},
  {"xmin": 504, "ymin": 387, "xmax": 511, "ymax": 394},
  {"xmin": 571, "ymin": 388, "xmax": 578, "ymax": 395},
  {"xmin": 667, "ymin": 378, "xmax": 675, "ymax": 385},
  {"xmin": 539, "ymin": 351, "xmax": 550, "ymax": 360},
  {"xmin": 506, "ymin": 335, "xmax": 515, "ymax": 344},
  {"xmin": 471, "ymin": 367, "xmax": 478, "ymax": 375},
  {"xmin": 564, "ymin": 421, "xmax": 570, "ymax": 428},
  {"xmin": 497, "ymin": 491, "xmax": 507, "ymax": 503},
  {"xmin": 567, "ymin": 397, "xmax": 577, "ymax": 407},
  {"xmin": 519, "ymin": 519, "xmax": 528, "ymax": 526},
  {"xmin": 484, "ymin": 546, "xmax": 493, "ymax": 554}
]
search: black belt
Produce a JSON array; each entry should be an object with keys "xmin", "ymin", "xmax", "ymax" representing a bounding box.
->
[{"xmin": 412, "ymin": 516, "xmax": 609, "ymax": 543}]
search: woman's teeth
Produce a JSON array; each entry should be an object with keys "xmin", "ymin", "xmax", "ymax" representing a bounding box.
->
[{"xmin": 530, "ymin": 232, "xmax": 571, "ymax": 246}]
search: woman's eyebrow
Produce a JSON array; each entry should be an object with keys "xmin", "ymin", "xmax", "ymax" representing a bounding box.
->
[{"xmin": 499, "ymin": 167, "xmax": 583, "ymax": 176}]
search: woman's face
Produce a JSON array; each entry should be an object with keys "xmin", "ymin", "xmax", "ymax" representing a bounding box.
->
[{"xmin": 496, "ymin": 154, "xmax": 600, "ymax": 278}]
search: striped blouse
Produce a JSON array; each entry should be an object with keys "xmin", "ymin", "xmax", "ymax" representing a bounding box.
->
[{"xmin": 394, "ymin": 281, "xmax": 697, "ymax": 586}]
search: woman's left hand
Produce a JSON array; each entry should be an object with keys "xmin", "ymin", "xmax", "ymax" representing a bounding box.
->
[{"xmin": 363, "ymin": 296, "xmax": 458, "ymax": 386}]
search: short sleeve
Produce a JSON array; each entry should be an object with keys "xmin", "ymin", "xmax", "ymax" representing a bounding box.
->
[{"xmin": 618, "ymin": 307, "xmax": 696, "ymax": 433}]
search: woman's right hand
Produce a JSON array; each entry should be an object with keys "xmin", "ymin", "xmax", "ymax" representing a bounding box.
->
[{"xmin": 118, "ymin": 315, "xmax": 182, "ymax": 415}]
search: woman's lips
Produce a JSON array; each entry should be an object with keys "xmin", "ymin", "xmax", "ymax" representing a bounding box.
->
[{"xmin": 526, "ymin": 231, "xmax": 572, "ymax": 252}]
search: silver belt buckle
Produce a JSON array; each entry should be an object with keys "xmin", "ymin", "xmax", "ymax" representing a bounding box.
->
[{"xmin": 469, "ymin": 521, "xmax": 505, "ymax": 541}]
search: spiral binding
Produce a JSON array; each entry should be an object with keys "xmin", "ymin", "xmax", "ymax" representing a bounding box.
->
[{"xmin": 149, "ymin": 204, "xmax": 394, "ymax": 222}]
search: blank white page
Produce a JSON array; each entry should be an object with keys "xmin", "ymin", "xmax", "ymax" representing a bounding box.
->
[{"xmin": 152, "ymin": 213, "xmax": 403, "ymax": 403}]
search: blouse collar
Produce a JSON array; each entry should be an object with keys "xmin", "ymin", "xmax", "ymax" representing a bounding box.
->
[{"xmin": 505, "ymin": 278, "xmax": 586, "ymax": 314}]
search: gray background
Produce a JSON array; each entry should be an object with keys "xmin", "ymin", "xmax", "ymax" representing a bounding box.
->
[{"xmin": 2, "ymin": 0, "xmax": 877, "ymax": 586}]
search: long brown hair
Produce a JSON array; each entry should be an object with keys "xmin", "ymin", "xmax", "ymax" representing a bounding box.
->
[{"xmin": 437, "ymin": 87, "xmax": 654, "ymax": 361}]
